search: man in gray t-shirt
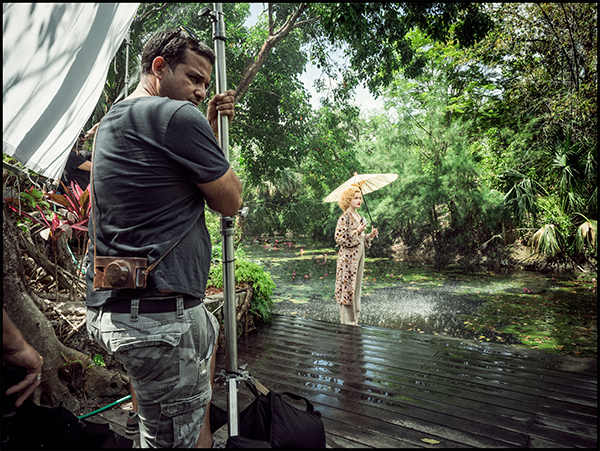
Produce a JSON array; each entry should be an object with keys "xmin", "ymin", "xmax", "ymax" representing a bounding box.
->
[{"xmin": 86, "ymin": 27, "xmax": 242, "ymax": 448}]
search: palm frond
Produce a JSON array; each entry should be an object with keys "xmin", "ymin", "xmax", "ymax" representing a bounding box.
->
[
  {"xmin": 575, "ymin": 219, "xmax": 597, "ymax": 252},
  {"xmin": 503, "ymin": 176, "xmax": 537, "ymax": 222},
  {"xmin": 586, "ymin": 186, "xmax": 597, "ymax": 212},
  {"xmin": 251, "ymin": 168, "xmax": 303, "ymax": 199},
  {"xmin": 528, "ymin": 224, "xmax": 563, "ymax": 257}
]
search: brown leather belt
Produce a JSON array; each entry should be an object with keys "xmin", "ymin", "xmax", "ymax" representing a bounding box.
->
[{"xmin": 102, "ymin": 295, "xmax": 202, "ymax": 314}]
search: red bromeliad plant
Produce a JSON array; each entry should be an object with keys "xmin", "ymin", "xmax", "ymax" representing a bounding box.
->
[
  {"xmin": 7, "ymin": 181, "xmax": 90, "ymax": 243},
  {"xmin": 45, "ymin": 181, "xmax": 91, "ymax": 240},
  {"xmin": 6, "ymin": 181, "xmax": 91, "ymax": 299},
  {"xmin": 36, "ymin": 205, "xmax": 73, "ymax": 242}
]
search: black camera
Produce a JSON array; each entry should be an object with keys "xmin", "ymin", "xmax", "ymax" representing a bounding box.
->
[{"xmin": 93, "ymin": 257, "xmax": 148, "ymax": 290}]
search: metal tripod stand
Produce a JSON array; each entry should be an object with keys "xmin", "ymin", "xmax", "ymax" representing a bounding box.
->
[{"xmin": 200, "ymin": 2, "xmax": 245, "ymax": 438}]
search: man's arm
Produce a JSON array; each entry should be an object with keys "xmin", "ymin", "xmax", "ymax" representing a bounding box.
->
[
  {"xmin": 77, "ymin": 160, "xmax": 92, "ymax": 171},
  {"xmin": 3, "ymin": 309, "xmax": 44, "ymax": 407},
  {"xmin": 197, "ymin": 167, "xmax": 242, "ymax": 217},
  {"xmin": 200, "ymin": 89, "xmax": 241, "ymax": 215}
]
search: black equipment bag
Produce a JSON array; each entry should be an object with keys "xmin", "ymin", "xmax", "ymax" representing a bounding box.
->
[
  {"xmin": 2, "ymin": 365, "xmax": 132, "ymax": 448},
  {"xmin": 226, "ymin": 379, "xmax": 326, "ymax": 449},
  {"xmin": 2, "ymin": 399, "xmax": 133, "ymax": 449}
]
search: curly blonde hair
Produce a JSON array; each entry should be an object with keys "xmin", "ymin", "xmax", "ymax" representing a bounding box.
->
[{"xmin": 338, "ymin": 186, "xmax": 361, "ymax": 211}]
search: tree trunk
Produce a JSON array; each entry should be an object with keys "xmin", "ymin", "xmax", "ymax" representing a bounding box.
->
[
  {"xmin": 17, "ymin": 230, "xmax": 82, "ymax": 294},
  {"xmin": 3, "ymin": 205, "xmax": 128, "ymax": 414}
]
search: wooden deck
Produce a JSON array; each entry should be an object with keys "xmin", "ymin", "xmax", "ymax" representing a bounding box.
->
[{"xmin": 212, "ymin": 314, "xmax": 597, "ymax": 448}]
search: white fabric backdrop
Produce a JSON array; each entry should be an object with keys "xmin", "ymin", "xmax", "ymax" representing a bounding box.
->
[{"xmin": 3, "ymin": 3, "xmax": 139, "ymax": 182}]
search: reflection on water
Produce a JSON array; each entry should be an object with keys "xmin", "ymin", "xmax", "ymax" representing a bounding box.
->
[
  {"xmin": 268, "ymin": 281, "xmax": 499, "ymax": 342},
  {"xmin": 243, "ymin": 240, "xmax": 593, "ymax": 347}
]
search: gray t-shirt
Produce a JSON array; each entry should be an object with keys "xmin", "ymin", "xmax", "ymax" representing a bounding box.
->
[{"xmin": 86, "ymin": 96, "xmax": 230, "ymax": 307}]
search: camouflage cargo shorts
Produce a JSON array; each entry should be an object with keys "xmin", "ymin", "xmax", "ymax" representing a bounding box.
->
[{"xmin": 86, "ymin": 298, "xmax": 219, "ymax": 447}]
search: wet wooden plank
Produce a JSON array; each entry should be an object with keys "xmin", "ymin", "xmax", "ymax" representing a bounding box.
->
[
  {"xmin": 246, "ymin": 370, "xmax": 529, "ymax": 448},
  {"xmin": 263, "ymin": 314, "xmax": 596, "ymax": 385},
  {"xmin": 240, "ymin": 349, "xmax": 596, "ymax": 442},
  {"xmin": 213, "ymin": 314, "xmax": 597, "ymax": 448},
  {"xmin": 228, "ymin": 348, "xmax": 592, "ymax": 448},
  {"xmin": 258, "ymin": 325, "xmax": 596, "ymax": 406},
  {"xmin": 233, "ymin": 324, "xmax": 597, "ymax": 427},
  {"xmin": 268, "ymin": 316, "xmax": 597, "ymax": 405}
]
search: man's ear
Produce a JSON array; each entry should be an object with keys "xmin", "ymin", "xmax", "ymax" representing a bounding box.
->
[{"xmin": 152, "ymin": 56, "xmax": 168, "ymax": 79}]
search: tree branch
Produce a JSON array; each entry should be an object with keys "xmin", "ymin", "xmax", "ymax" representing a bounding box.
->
[
  {"xmin": 559, "ymin": 3, "xmax": 581, "ymax": 92},
  {"xmin": 234, "ymin": 3, "xmax": 310, "ymax": 103},
  {"xmin": 272, "ymin": 3, "xmax": 309, "ymax": 38},
  {"xmin": 137, "ymin": 3, "xmax": 169, "ymax": 23},
  {"xmin": 536, "ymin": 4, "xmax": 578, "ymax": 92},
  {"xmin": 268, "ymin": 3, "xmax": 274, "ymax": 36},
  {"xmin": 293, "ymin": 16, "xmax": 320, "ymax": 29}
]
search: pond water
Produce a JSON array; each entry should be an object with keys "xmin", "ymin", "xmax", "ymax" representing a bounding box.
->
[{"xmin": 241, "ymin": 237, "xmax": 597, "ymax": 357}]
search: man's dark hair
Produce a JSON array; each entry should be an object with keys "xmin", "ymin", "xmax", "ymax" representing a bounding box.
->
[{"xmin": 141, "ymin": 28, "xmax": 215, "ymax": 75}]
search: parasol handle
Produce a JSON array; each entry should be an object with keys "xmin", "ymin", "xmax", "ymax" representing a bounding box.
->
[{"xmin": 359, "ymin": 188, "xmax": 377, "ymax": 238}]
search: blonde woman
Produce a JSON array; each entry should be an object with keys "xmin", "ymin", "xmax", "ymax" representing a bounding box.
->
[{"xmin": 334, "ymin": 186, "xmax": 378, "ymax": 326}]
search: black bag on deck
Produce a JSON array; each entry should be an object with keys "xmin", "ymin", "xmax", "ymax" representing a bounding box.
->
[
  {"xmin": 2, "ymin": 399, "xmax": 133, "ymax": 449},
  {"xmin": 2, "ymin": 365, "xmax": 132, "ymax": 448},
  {"xmin": 226, "ymin": 380, "xmax": 326, "ymax": 449}
]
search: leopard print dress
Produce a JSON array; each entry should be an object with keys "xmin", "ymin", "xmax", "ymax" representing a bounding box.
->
[{"xmin": 334, "ymin": 211, "xmax": 373, "ymax": 308}]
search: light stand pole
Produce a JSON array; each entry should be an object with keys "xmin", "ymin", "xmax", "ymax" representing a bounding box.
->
[
  {"xmin": 124, "ymin": 29, "xmax": 130, "ymax": 96},
  {"xmin": 200, "ymin": 2, "xmax": 240, "ymax": 438}
]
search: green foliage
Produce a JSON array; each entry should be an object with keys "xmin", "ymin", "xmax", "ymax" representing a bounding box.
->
[
  {"xmin": 360, "ymin": 50, "xmax": 507, "ymax": 267},
  {"xmin": 77, "ymin": 2, "xmax": 595, "ymax": 270},
  {"xmin": 205, "ymin": 210, "xmax": 223, "ymax": 262},
  {"xmin": 16, "ymin": 186, "xmax": 50, "ymax": 211},
  {"xmin": 93, "ymin": 354, "xmax": 106, "ymax": 367},
  {"xmin": 467, "ymin": 4, "xmax": 597, "ymax": 257},
  {"xmin": 480, "ymin": 4, "xmax": 596, "ymax": 147},
  {"xmin": 546, "ymin": 128, "xmax": 596, "ymax": 218},
  {"xmin": 241, "ymin": 101, "xmax": 365, "ymax": 241},
  {"xmin": 301, "ymin": 104, "xmax": 363, "ymax": 187},
  {"xmin": 500, "ymin": 170, "xmax": 539, "ymax": 224},
  {"xmin": 61, "ymin": 352, "xmax": 97, "ymax": 374},
  {"xmin": 369, "ymin": 4, "xmax": 597, "ymax": 268},
  {"xmin": 208, "ymin": 257, "xmax": 276, "ymax": 322},
  {"xmin": 316, "ymin": 3, "xmax": 494, "ymax": 96},
  {"xmin": 6, "ymin": 182, "xmax": 91, "ymax": 244}
]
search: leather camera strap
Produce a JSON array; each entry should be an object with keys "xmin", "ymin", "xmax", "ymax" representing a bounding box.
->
[
  {"xmin": 145, "ymin": 236, "xmax": 183, "ymax": 274},
  {"xmin": 91, "ymin": 127, "xmax": 98, "ymax": 273},
  {"xmin": 90, "ymin": 123, "xmax": 183, "ymax": 277}
]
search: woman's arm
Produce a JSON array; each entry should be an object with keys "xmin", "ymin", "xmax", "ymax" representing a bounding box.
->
[{"xmin": 334, "ymin": 213, "xmax": 361, "ymax": 248}]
